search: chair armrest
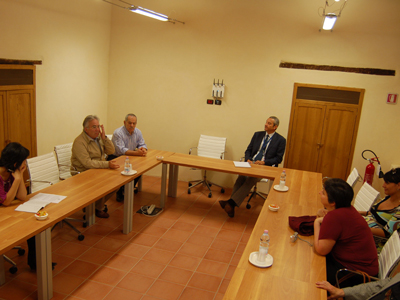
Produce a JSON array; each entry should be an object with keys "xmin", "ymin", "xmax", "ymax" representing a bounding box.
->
[
  {"xmin": 336, "ymin": 269, "xmax": 379, "ymax": 288},
  {"xmin": 189, "ymin": 147, "xmax": 198, "ymax": 155},
  {"xmin": 28, "ymin": 180, "xmax": 54, "ymax": 185},
  {"xmin": 219, "ymin": 151, "xmax": 227, "ymax": 160}
]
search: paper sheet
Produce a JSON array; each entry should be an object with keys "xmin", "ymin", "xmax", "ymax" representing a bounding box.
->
[
  {"xmin": 15, "ymin": 193, "xmax": 67, "ymax": 213},
  {"xmin": 233, "ymin": 161, "xmax": 251, "ymax": 168}
]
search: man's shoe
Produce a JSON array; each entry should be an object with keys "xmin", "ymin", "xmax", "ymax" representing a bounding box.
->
[
  {"xmin": 95, "ymin": 209, "xmax": 109, "ymax": 218},
  {"xmin": 219, "ymin": 200, "xmax": 235, "ymax": 218}
]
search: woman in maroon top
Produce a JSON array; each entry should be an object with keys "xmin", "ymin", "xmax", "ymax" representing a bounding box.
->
[{"xmin": 313, "ymin": 178, "xmax": 378, "ymax": 287}]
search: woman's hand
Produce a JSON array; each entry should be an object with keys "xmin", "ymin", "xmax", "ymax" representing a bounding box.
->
[{"xmin": 317, "ymin": 208, "xmax": 328, "ymax": 217}]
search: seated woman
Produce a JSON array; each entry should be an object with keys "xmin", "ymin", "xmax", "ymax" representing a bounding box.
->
[
  {"xmin": 314, "ymin": 178, "xmax": 378, "ymax": 287},
  {"xmin": 360, "ymin": 168, "xmax": 400, "ymax": 253},
  {"xmin": 0, "ymin": 142, "xmax": 29, "ymax": 206},
  {"xmin": 0, "ymin": 143, "xmax": 55, "ymax": 271}
]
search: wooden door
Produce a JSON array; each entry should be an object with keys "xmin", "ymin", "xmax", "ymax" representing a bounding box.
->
[
  {"xmin": 317, "ymin": 104, "xmax": 358, "ymax": 179},
  {"xmin": 285, "ymin": 102, "xmax": 326, "ymax": 172},
  {"xmin": 0, "ymin": 92, "xmax": 5, "ymax": 152},
  {"xmin": 5, "ymin": 90, "xmax": 36, "ymax": 156},
  {"xmin": 285, "ymin": 83, "xmax": 364, "ymax": 180}
]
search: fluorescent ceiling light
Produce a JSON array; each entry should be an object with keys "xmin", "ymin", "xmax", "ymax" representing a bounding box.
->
[
  {"xmin": 322, "ymin": 14, "xmax": 337, "ymax": 30},
  {"xmin": 129, "ymin": 6, "xmax": 168, "ymax": 22}
]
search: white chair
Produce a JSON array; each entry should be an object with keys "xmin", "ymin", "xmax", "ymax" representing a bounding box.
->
[
  {"xmin": 336, "ymin": 231, "xmax": 400, "ymax": 287},
  {"xmin": 27, "ymin": 152, "xmax": 85, "ymax": 240},
  {"xmin": 54, "ymin": 142, "xmax": 75, "ymax": 180},
  {"xmin": 188, "ymin": 135, "xmax": 227, "ymax": 198},
  {"xmin": 347, "ymin": 167, "xmax": 361, "ymax": 188},
  {"xmin": 353, "ymin": 181, "xmax": 380, "ymax": 212}
]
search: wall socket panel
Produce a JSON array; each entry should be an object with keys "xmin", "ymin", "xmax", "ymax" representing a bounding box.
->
[{"xmin": 391, "ymin": 164, "xmax": 400, "ymax": 169}]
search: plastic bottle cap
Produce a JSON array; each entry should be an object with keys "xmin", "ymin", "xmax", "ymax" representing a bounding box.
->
[{"xmin": 264, "ymin": 230, "xmax": 268, "ymax": 234}]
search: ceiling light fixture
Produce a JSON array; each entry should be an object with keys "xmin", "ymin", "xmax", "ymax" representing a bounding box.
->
[
  {"xmin": 102, "ymin": 0, "xmax": 184, "ymax": 24},
  {"xmin": 322, "ymin": 13, "xmax": 337, "ymax": 30},
  {"xmin": 319, "ymin": 0, "xmax": 348, "ymax": 31}
]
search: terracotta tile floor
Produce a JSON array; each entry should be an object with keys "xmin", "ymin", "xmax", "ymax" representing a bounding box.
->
[{"xmin": 1, "ymin": 175, "xmax": 265, "ymax": 300}]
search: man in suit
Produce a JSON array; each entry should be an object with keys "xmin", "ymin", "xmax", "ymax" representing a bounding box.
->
[{"xmin": 219, "ymin": 116, "xmax": 286, "ymax": 217}]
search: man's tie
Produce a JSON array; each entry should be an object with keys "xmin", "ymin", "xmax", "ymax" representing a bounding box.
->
[{"xmin": 253, "ymin": 135, "xmax": 269, "ymax": 162}]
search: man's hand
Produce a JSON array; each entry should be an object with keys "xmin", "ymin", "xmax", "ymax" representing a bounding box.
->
[
  {"xmin": 315, "ymin": 281, "xmax": 345, "ymax": 299},
  {"xmin": 138, "ymin": 148, "xmax": 147, "ymax": 156},
  {"xmin": 253, "ymin": 160, "xmax": 265, "ymax": 165},
  {"xmin": 100, "ymin": 124, "xmax": 106, "ymax": 140},
  {"xmin": 109, "ymin": 160, "xmax": 120, "ymax": 169}
]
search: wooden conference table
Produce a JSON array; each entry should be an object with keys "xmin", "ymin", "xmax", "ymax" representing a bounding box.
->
[
  {"xmin": 0, "ymin": 149, "xmax": 172, "ymax": 300},
  {"xmin": 161, "ymin": 153, "xmax": 326, "ymax": 300}
]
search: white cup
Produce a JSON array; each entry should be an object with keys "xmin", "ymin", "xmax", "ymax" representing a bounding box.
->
[{"xmin": 279, "ymin": 180, "xmax": 285, "ymax": 189}]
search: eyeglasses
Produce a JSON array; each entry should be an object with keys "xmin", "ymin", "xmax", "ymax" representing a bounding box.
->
[{"xmin": 87, "ymin": 125, "xmax": 100, "ymax": 129}]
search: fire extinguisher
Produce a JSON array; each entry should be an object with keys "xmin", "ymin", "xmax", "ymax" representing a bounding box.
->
[
  {"xmin": 364, "ymin": 158, "xmax": 376, "ymax": 185},
  {"xmin": 361, "ymin": 150, "xmax": 384, "ymax": 185}
]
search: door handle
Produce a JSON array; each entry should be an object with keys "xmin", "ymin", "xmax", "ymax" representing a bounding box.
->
[{"xmin": 317, "ymin": 143, "xmax": 324, "ymax": 149}]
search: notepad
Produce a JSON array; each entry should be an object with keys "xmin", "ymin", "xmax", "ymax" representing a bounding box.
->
[{"xmin": 233, "ymin": 161, "xmax": 251, "ymax": 168}]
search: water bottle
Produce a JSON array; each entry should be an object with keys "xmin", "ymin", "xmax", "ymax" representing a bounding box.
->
[
  {"xmin": 279, "ymin": 170, "xmax": 286, "ymax": 189},
  {"xmin": 257, "ymin": 230, "xmax": 270, "ymax": 262},
  {"xmin": 124, "ymin": 156, "xmax": 130, "ymax": 173}
]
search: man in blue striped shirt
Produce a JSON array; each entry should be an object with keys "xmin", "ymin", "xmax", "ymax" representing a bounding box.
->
[{"xmin": 110, "ymin": 113, "xmax": 147, "ymax": 201}]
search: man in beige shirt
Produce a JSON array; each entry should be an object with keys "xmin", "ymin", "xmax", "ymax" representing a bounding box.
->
[{"xmin": 71, "ymin": 115, "xmax": 119, "ymax": 218}]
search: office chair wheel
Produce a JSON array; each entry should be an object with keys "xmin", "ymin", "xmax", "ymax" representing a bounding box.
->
[
  {"xmin": 246, "ymin": 203, "xmax": 251, "ymax": 209},
  {"xmin": 221, "ymin": 188, "xmax": 225, "ymax": 193},
  {"xmin": 18, "ymin": 249, "xmax": 25, "ymax": 256},
  {"xmin": 188, "ymin": 189, "xmax": 191, "ymax": 194},
  {"xmin": 78, "ymin": 234, "xmax": 85, "ymax": 241},
  {"xmin": 9, "ymin": 266, "xmax": 17, "ymax": 274},
  {"xmin": 83, "ymin": 222, "xmax": 87, "ymax": 228},
  {"xmin": 208, "ymin": 192, "xmax": 212, "ymax": 198}
]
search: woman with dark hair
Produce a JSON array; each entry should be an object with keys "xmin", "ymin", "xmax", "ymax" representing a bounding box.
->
[
  {"xmin": 361, "ymin": 168, "xmax": 400, "ymax": 253},
  {"xmin": 0, "ymin": 143, "xmax": 56, "ymax": 270},
  {"xmin": 0, "ymin": 142, "xmax": 30, "ymax": 206},
  {"xmin": 314, "ymin": 178, "xmax": 378, "ymax": 287}
]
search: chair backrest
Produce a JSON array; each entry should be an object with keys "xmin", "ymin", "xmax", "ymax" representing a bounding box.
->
[
  {"xmin": 26, "ymin": 152, "xmax": 60, "ymax": 193},
  {"xmin": 346, "ymin": 168, "xmax": 360, "ymax": 188},
  {"xmin": 378, "ymin": 231, "xmax": 400, "ymax": 279},
  {"xmin": 54, "ymin": 143, "xmax": 74, "ymax": 180},
  {"xmin": 353, "ymin": 182, "xmax": 380, "ymax": 212},
  {"xmin": 197, "ymin": 135, "xmax": 227, "ymax": 159}
]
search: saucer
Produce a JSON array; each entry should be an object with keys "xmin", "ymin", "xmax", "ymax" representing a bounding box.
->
[
  {"xmin": 156, "ymin": 156, "xmax": 164, "ymax": 161},
  {"xmin": 273, "ymin": 185, "xmax": 289, "ymax": 192},
  {"xmin": 121, "ymin": 170, "xmax": 137, "ymax": 176},
  {"xmin": 249, "ymin": 251, "xmax": 273, "ymax": 268}
]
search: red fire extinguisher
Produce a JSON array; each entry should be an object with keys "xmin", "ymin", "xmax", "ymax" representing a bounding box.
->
[{"xmin": 364, "ymin": 158, "xmax": 376, "ymax": 185}]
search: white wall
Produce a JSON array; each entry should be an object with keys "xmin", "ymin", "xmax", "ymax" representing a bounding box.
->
[{"xmin": 1, "ymin": 0, "xmax": 399, "ymax": 195}]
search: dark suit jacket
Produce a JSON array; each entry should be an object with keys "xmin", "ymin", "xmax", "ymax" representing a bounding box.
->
[{"xmin": 244, "ymin": 131, "xmax": 286, "ymax": 167}]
